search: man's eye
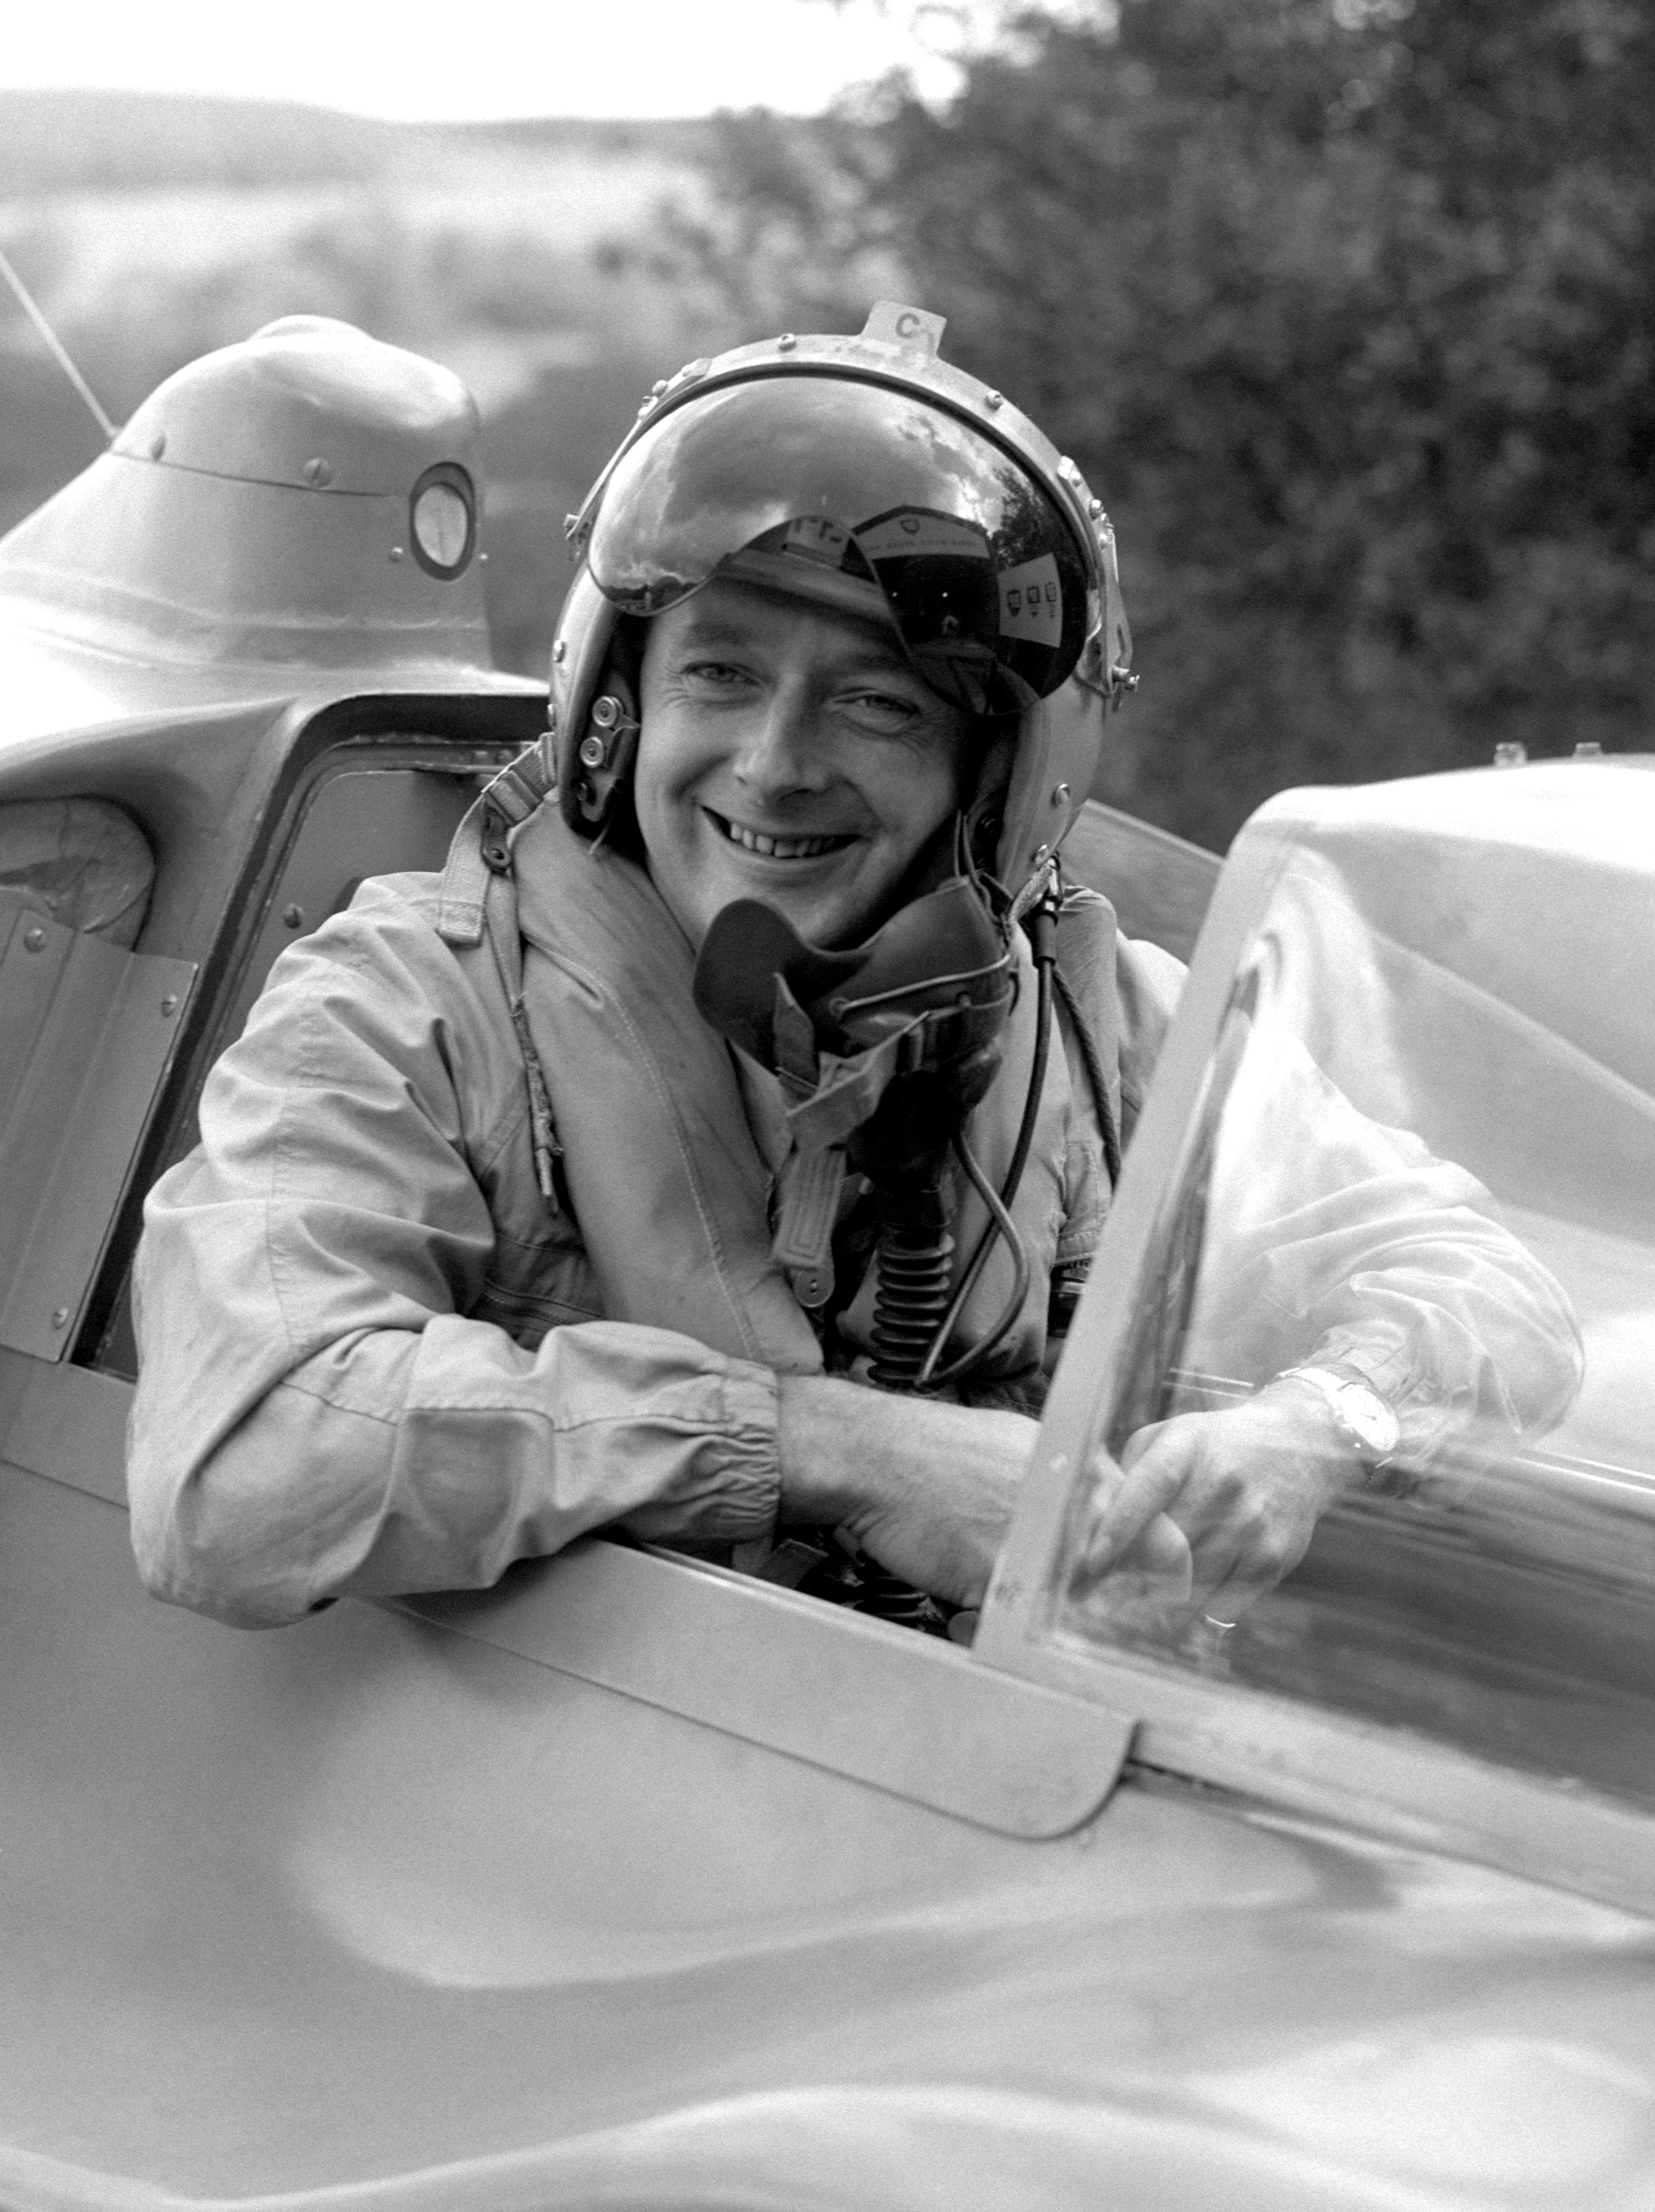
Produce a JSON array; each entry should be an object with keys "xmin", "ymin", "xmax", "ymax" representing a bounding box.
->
[
  {"xmin": 844, "ymin": 690, "xmax": 924, "ymax": 729},
  {"xmin": 683, "ymin": 659, "xmax": 751, "ymax": 687},
  {"xmin": 844, "ymin": 685, "xmax": 917, "ymax": 715}
]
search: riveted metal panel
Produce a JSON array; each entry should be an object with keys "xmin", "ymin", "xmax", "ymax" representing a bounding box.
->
[{"xmin": 0, "ymin": 899, "xmax": 195, "ymax": 1359}]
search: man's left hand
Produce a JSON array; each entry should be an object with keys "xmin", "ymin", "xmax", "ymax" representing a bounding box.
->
[{"xmin": 1078, "ymin": 1381, "xmax": 1366, "ymax": 1625}]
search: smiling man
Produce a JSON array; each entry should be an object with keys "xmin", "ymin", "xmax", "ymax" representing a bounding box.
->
[
  {"xmin": 632, "ymin": 583, "xmax": 972, "ymax": 953},
  {"xmin": 127, "ymin": 307, "xmax": 1581, "ymax": 1635}
]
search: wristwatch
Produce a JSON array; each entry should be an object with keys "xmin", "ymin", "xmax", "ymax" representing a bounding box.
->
[{"xmin": 1274, "ymin": 1365, "xmax": 1400, "ymax": 1472}]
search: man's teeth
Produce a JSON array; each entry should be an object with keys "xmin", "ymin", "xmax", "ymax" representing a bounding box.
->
[{"xmin": 721, "ymin": 819, "xmax": 848, "ymax": 859}]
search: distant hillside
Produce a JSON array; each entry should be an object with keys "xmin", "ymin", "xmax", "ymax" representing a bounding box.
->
[{"xmin": 0, "ymin": 89, "xmax": 716, "ymax": 196}]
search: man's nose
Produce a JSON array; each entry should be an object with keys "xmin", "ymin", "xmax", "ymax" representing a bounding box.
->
[{"xmin": 732, "ymin": 684, "xmax": 828, "ymax": 799}]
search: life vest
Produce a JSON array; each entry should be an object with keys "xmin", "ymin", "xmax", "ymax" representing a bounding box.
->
[{"xmin": 437, "ymin": 779, "xmax": 1119, "ymax": 1396}]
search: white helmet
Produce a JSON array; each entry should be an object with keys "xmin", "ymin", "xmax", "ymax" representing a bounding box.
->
[{"xmin": 547, "ymin": 301, "xmax": 1134, "ymax": 912}]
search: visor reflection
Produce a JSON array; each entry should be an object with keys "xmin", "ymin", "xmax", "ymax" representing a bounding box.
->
[{"xmin": 589, "ymin": 378, "xmax": 1092, "ymax": 712}]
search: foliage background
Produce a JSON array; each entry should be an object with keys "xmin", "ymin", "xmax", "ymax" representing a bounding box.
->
[{"xmin": 4, "ymin": 0, "xmax": 1651, "ymax": 849}]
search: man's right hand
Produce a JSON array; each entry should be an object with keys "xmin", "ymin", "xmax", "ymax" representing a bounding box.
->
[{"xmin": 777, "ymin": 1374, "xmax": 1037, "ymax": 1609}]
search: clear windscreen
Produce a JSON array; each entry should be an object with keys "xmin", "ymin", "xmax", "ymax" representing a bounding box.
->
[{"xmin": 1037, "ymin": 768, "xmax": 1655, "ymax": 1808}]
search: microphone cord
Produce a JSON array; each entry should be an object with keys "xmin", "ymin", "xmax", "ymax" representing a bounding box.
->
[{"xmin": 912, "ymin": 891, "xmax": 1059, "ymax": 1390}]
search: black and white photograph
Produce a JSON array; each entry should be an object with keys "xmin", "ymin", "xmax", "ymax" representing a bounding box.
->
[{"xmin": 2, "ymin": 1, "xmax": 1653, "ymax": 2204}]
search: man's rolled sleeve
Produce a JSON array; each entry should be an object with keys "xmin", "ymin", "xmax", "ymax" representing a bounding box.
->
[{"xmin": 127, "ymin": 894, "xmax": 781, "ymax": 1631}]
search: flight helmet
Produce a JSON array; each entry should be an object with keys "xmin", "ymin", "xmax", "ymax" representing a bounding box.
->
[{"xmin": 548, "ymin": 302, "xmax": 1134, "ymax": 912}]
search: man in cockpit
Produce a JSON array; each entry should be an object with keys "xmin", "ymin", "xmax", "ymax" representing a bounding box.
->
[{"xmin": 125, "ymin": 306, "xmax": 1582, "ymax": 1636}]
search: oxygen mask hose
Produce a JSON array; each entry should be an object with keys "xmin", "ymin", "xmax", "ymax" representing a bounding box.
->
[
  {"xmin": 872, "ymin": 1212, "xmax": 955, "ymax": 1386},
  {"xmin": 846, "ymin": 1098, "xmax": 959, "ymax": 1391}
]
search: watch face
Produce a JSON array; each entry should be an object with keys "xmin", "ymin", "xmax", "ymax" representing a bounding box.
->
[{"xmin": 1335, "ymin": 1381, "xmax": 1401, "ymax": 1457}]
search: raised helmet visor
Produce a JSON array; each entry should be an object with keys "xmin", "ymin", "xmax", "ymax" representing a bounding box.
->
[{"xmin": 587, "ymin": 376, "xmax": 1094, "ymax": 717}]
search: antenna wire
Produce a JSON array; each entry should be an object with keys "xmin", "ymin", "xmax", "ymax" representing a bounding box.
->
[{"xmin": 0, "ymin": 244, "xmax": 117, "ymax": 444}]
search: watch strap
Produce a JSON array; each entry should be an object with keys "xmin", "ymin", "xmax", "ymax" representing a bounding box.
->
[{"xmin": 1274, "ymin": 1364, "xmax": 1401, "ymax": 1471}]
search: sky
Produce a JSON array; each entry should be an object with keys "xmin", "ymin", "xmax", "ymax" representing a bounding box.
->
[{"xmin": 0, "ymin": 0, "xmax": 996, "ymax": 119}]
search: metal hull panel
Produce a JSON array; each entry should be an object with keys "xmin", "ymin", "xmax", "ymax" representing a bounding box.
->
[{"xmin": 4, "ymin": 1462, "xmax": 1653, "ymax": 2210}]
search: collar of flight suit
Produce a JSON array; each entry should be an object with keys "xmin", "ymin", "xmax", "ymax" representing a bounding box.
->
[{"xmin": 464, "ymin": 799, "xmax": 1117, "ymax": 1386}]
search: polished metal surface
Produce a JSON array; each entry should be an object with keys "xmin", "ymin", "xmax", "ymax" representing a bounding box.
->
[
  {"xmin": 403, "ymin": 1542, "xmax": 1134, "ymax": 1841},
  {"xmin": 1, "ymin": 320, "xmax": 494, "ymax": 674},
  {"xmin": 2, "ymin": 1449, "xmax": 1653, "ymax": 2211}
]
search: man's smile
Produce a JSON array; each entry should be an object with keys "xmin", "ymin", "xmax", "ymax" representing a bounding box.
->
[{"xmin": 705, "ymin": 807, "xmax": 860, "ymax": 862}]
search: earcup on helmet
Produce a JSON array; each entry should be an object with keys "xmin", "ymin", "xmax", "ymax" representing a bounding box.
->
[
  {"xmin": 994, "ymin": 674, "xmax": 1111, "ymax": 908},
  {"xmin": 551, "ymin": 567, "xmax": 631, "ymax": 838}
]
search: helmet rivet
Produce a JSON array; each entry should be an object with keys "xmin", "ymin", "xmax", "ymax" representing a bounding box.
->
[
  {"xmin": 651, "ymin": 378, "xmax": 669, "ymax": 395},
  {"xmin": 1050, "ymin": 783, "xmax": 1070, "ymax": 807},
  {"xmin": 578, "ymin": 733, "xmax": 609, "ymax": 769},
  {"xmin": 1088, "ymin": 497, "xmax": 1106, "ymax": 518},
  {"xmin": 552, "ymin": 639, "xmax": 567, "ymax": 663},
  {"xmin": 389, "ymin": 545, "xmax": 404, "ymax": 561},
  {"xmin": 777, "ymin": 332, "xmax": 797, "ymax": 351},
  {"xmin": 1033, "ymin": 844, "xmax": 1051, "ymax": 865},
  {"xmin": 591, "ymin": 695, "xmax": 621, "ymax": 729},
  {"xmin": 303, "ymin": 456, "xmax": 334, "ymax": 488},
  {"xmin": 984, "ymin": 391, "xmax": 1003, "ymax": 409},
  {"xmin": 637, "ymin": 399, "xmax": 655, "ymax": 417}
]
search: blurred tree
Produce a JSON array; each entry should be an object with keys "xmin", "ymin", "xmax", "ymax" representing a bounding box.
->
[{"xmin": 679, "ymin": 0, "xmax": 1655, "ymax": 846}]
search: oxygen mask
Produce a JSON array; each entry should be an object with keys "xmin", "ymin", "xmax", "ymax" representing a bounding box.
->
[{"xmin": 694, "ymin": 827, "xmax": 1047, "ymax": 1391}]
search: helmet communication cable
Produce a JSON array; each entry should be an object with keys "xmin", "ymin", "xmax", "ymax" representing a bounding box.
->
[
  {"xmin": 929, "ymin": 1125, "xmax": 1035, "ymax": 1385},
  {"xmin": 911, "ymin": 883, "xmax": 1060, "ymax": 1390}
]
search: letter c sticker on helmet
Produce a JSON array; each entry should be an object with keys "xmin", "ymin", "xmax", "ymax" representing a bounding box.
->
[{"xmin": 861, "ymin": 299, "xmax": 949, "ymax": 356}]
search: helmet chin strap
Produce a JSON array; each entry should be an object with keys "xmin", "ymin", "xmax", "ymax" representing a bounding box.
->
[{"xmin": 693, "ymin": 817, "xmax": 1051, "ymax": 1391}]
